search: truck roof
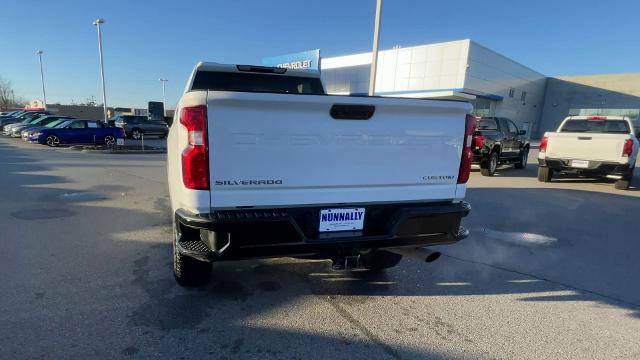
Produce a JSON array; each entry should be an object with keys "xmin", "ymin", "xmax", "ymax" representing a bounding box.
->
[
  {"xmin": 194, "ymin": 62, "xmax": 320, "ymax": 78},
  {"xmin": 566, "ymin": 115, "xmax": 630, "ymax": 121},
  {"xmin": 185, "ymin": 62, "xmax": 321, "ymax": 93}
]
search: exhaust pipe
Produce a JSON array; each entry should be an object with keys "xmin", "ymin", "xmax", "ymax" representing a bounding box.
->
[
  {"xmin": 331, "ymin": 254, "xmax": 361, "ymax": 270},
  {"xmin": 389, "ymin": 247, "xmax": 441, "ymax": 263}
]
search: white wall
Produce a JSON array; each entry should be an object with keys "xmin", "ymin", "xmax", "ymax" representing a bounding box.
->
[
  {"xmin": 374, "ymin": 40, "xmax": 469, "ymax": 94},
  {"xmin": 321, "ymin": 40, "xmax": 470, "ymax": 95},
  {"xmin": 465, "ymin": 41, "xmax": 546, "ymax": 133},
  {"xmin": 320, "ymin": 39, "xmax": 547, "ymax": 134}
]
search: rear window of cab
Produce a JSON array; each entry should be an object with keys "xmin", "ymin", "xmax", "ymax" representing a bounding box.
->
[
  {"xmin": 476, "ymin": 118, "xmax": 498, "ymax": 130},
  {"xmin": 560, "ymin": 119, "xmax": 630, "ymax": 134},
  {"xmin": 191, "ymin": 71, "xmax": 325, "ymax": 95}
]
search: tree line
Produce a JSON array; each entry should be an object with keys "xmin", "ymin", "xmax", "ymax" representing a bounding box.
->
[{"xmin": 0, "ymin": 76, "xmax": 28, "ymax": 110}]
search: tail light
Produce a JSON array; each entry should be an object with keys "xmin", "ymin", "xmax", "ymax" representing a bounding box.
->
[
  {"xmin": 458, "ymin": 114, "xmax": 477, "ymax": 184},
  {"xmin": 622, "ymin": 139, "xmax": 633, "ymax": 157},
  {"xmin": 474, "ymin": 134, "xmax": 484, "ymax": 149},
  {"xmin": 180, "ymin": 105, "xmax": 209, "ymax": 190},
  {"xmin": 540, "ymin": 136, "xmax": 549, "ymax": 153}
]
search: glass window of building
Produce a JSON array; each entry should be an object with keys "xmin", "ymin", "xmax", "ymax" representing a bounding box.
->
[{"xmin": 471, "ymin": 98, "xmax": 496, "ymax": 117}]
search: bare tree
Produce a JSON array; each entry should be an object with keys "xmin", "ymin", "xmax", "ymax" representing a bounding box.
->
[
  {"xmin": 0, "ymin": 76, "xmax": 28, "ymax": 109},
  {"xmin": 0, "ymin": 76, "xmax": 15, "ymax": 110}
]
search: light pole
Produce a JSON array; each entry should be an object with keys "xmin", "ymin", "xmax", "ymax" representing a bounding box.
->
[
  {"xmin": 368, "ymin": 0, "xmax": 383, "ymax": 96},
  {"xmin": 36, "ymin": 50, "xmax": 47, "ymax": 109},
  {"xmin": 93, "ymin": 18, "xmax": 108, "ymax": 123},
  {"xmin": 159, "ymin": 78, "xmax": 168, "ymax": 116}
]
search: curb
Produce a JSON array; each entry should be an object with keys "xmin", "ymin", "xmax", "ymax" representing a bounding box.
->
[{"xmin": 80, "ymin": 149, "xmax": 166, "ymax": 154}]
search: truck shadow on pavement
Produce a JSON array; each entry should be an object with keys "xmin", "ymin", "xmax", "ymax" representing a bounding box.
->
[{"xmin": 127, "ymin": 187, "xmax": 640, "ymax": 356}]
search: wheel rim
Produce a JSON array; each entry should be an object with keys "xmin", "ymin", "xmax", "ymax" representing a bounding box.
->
[
  {"xmin": 47, "ymin": 135, "xmax": 59, "ymax": 146},
  {"xmin": 104, "ymin": 136, "xmax": 115, "ymax": 146},
  {"xmin": 490, "ymin": 155, "xmax": 497, "ymax": 172},
  {"xmin": 132, "ymin": 130, "xmax": 141, "ymax": 139}
]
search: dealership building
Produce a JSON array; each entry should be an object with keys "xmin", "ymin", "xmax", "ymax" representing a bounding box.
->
[{"xmin": 315, "ymin": 39, "xmax": 640, "ymax": 138}]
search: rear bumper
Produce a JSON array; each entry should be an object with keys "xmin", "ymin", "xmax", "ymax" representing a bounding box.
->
[
  {"xmin": 538, "ymin": 158, "xmax": 632, "ymax": 177},
  {"xmin": 174, "ymin": 201, "xmax": 471, "ymax": 261},
  {"xmin": 471, "ymin": 150, "xmax": 489, "ymax": 164}
]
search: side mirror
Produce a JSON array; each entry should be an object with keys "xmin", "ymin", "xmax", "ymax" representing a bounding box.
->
[
  {"xmin": 518, "ymin": 130, "xmax": 526, "ymax": 135},
  {"xmin": 164, "ymin": 116, "xmax": 173, "ymax": 127}
]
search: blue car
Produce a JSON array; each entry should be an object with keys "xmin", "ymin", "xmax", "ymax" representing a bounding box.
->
[
  {"xmin": 32, "ymin": 119, "xmax": 126, "ymax": 147},
  {"xmin": 22, "ymin": 118, "xmax": 74, "ymax": 141}
]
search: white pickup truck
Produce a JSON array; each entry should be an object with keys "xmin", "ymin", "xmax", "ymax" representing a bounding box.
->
[
  {"xmin": 167, "ymin": 62, "xmax": 474, "ymax": 285},
  {"xmin": 538, "ymin": 116, "xmax": 639, "ymax": 189}
]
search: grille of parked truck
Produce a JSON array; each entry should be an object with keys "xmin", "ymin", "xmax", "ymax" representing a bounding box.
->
[
  {"xmin": 167, "ymin": 62, "xmax": 474, "ymax": 286},
  {"xmin": 538, "ymin": 116, "xmax": 639, "ymax": 190}
]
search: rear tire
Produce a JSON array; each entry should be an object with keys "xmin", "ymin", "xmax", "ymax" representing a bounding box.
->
[
  {"xmin": 615, "ymin": 179, "xmax": 630, "ymax": 190},
  {"xmin": 104, "ymin": 135, "xmax": 116, "ymax": 146},
  {"xmin": 131, "ymin": 128, "xmax": 143, "ymax": 140},
  {"xmin": 537, "ymin": 167, "xmax": 553, "ymax": 182},
  {"xmin": 361, "ymin": 249, "xmax": 403, "ymax": 271},
  {"xmin": 173, "ymin": 223, "xmax": 212, "ymax": 287},
  {"xmin": 45, "ymin": 135, "xmax": 60, "ymax": 147},
  {"xmin": 173, "ymin": 244, "xmax": 212, "ymax": 287},
  {"xmin": 514, "ymin": 147, "xmax": 529, "ymax": 169},
  {"xmin": 614, "ymin": 171, "xmax": 632, "ymax": 190},
  {"xmin": 480, "ymin": 152, "xmax": 499, "ymax": 176}
]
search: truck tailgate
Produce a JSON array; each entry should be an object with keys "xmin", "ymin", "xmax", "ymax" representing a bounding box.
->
[
  {"xmin": 207, "ymin": 92, "xmax": 471, "ymax": 208},
  {"xmin": 545, "ymin": 133, "xmax": 628, "ymax": 162}
]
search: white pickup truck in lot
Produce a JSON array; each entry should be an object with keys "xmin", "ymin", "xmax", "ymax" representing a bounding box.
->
[
  {"xmin": 167, "ymin": 62, "xmax": 474, "ymax": 285},
  {"xmin": 538, "ymin": 116, "xmax": 639, "ymax": 190}
]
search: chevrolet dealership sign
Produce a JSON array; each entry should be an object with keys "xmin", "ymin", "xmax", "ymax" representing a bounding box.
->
[{"xmin": 262, "ymin": 49, "xmax": 320, "ymax": 71}]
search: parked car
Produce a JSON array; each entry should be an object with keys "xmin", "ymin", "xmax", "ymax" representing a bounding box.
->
[
  {"xmin": 9, "ymin": 115, "xmax": 74, "ymax": 137},
  {"xmin": 166, "ymin": 62, "xmax": 473, "ymax": 286},
  {"xmin": 471, "ymin": 116, "xmax": 530, "ymax": 176},
  {"xmin": 22, "ymin": 119, "xmax": 73, "ymax": 141},
  {"xmin": 0, "ymin": 110, "xmax": 25, "ymax": 120},
  {"xmin": 3, "ymin": 113, "xmax": 51, "ymax": 135},
  {"xmin": 30, "ymin": 119, "xmax": 126, "ymax": 147},
  {"xmin": 112, "ymin": 115, "xmax": 168, "ymax": 139},
  {"xmin": 0, "ymin": 111, "xmax": 50, "ymax": 129},
  {"xmin": 0, "ymin": 110, "xmax": 22, "ymax": 118},
  {"xmin": 538, "ymin": 115, "xmax": 639, "ymax": 190}
]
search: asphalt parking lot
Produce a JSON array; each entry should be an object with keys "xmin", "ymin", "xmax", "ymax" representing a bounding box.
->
[{"xmin": 0, "ymin": 136, "xmax": 639, "ymax": 359}]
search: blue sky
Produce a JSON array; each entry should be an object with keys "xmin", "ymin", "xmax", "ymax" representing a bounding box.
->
[{"xmin": 1, "ymin": 0, "xmax": 638, "ymax": 108}]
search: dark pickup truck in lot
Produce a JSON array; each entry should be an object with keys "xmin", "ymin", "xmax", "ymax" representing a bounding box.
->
[
  {"xmin": 472, "ymin": 117, "xmax": 530, "ymax": 176},
  {"xmin": 112, "ymin": 115, "xmax": 168, "ymax": 139}
]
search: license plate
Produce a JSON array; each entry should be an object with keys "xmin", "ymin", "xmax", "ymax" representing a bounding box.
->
[
  {"xmin": 571, "ymin": 160, "xmax": 589, "ymax": 168},
  {"xmin": 319, "ymin": 208, "xmax": 365, "ymax": 232},
  {"xmin": 116, "ymin": 138, "xmax": 125, "ymax": 145}
]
